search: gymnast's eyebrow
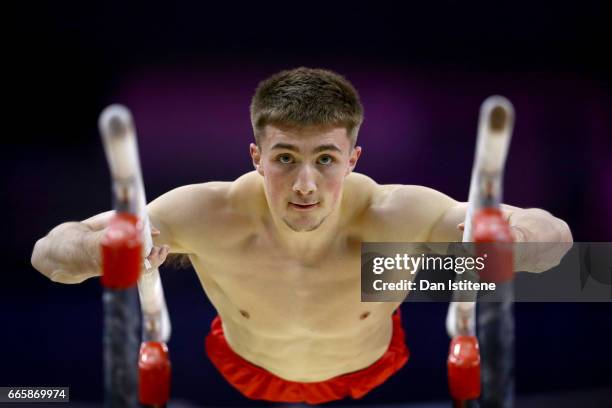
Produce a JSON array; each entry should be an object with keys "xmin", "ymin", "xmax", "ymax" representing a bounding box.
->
[
  {"xmin": 312, "ymin": 144, "xmax": 342, "ymax": 154},
  {"xmin": 270, "ymin": 143, "xmax": 342, "ymax": 154},
  {"xmin": 270, "ymin": 143, "xmax": 300, "ymax": 152}
]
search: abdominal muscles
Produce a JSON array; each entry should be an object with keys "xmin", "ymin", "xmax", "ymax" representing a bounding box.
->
[{"xmin": 191, "ymin": 252, "xmax": 398, "ymax": 382}]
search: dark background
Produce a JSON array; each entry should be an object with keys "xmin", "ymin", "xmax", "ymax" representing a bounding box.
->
[{"xmin": 3, "ymin": 1, "xmax": 611, "ymax": 406}]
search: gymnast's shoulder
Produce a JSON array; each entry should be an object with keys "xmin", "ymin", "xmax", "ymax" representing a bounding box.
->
[
  {"xmin": 344, "ymin": 173, "xmax": 454, "ymax": 214},
  {"xmin": 347, "ymin": 175, "xmax": 457, "ymax": 241},
  {"xmin": 147, "ymin": 174, "xmax": 261, "ymax": 251}
]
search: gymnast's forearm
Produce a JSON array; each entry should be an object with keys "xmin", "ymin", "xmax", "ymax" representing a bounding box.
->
[{"xmin": 31, "ymin": 222, "xmax": 105, "ymax": 284}]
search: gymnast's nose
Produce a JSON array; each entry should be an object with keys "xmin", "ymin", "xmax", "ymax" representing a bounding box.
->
[{"xmin": 293, "ymin": 165, "xmax": 317, "ymax": 196}]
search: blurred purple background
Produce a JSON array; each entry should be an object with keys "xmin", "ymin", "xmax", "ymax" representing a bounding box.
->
[{"xmin": 3, "ymin": 1, "xmax": 611, "ymax": 406}]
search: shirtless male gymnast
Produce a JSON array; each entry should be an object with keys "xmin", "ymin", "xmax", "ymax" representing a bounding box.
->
[{"xmin": 31, "ymin": 67, "xmax": 572, "ymax": 404}]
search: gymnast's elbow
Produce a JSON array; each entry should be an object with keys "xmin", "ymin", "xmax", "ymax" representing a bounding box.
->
[
  {"xmin": 31, "ymin": 237, "xmax": 99, "ymax": 284},
  {"xmin": 31, "ymin": 237, "xmax": 51, "ymax": 276},
  {"xmin": 558, "ymin": 217, "xmax": 573, "ymax": 243}
]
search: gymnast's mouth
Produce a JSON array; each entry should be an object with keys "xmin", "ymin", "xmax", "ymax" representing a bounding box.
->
[{"xmin": 289, "ymin": 202, "xmax": 319, "ymax": 211}]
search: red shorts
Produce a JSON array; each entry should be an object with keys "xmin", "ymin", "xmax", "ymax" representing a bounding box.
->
[{"xmin": 205, "ymin": 310, "xmax": 409, "ymax": 404}]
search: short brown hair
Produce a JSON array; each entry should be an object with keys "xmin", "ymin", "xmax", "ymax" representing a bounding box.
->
[{"xmin": 250, "ymin": 67, "xmax": 364, "ymax": 145}]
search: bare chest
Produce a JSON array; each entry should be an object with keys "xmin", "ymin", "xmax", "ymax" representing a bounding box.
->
[{"xmin": 190, "ymin": 232, "xmax": 394, "ymax": 335}]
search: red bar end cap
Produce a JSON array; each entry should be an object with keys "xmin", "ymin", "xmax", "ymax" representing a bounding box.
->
[
  {"xmin": 472, "ymin": 208, "xmax": 514, "ymax": 283},
  {"xmin": 448, "ymin": 335, "xmax": 481, "ymax": 401},
  {"xmin": 100, "ymin": 212, "xmax": 142, "ymax": 289},
  {"xmin": 139, "ymin": 341, "xmax": 171, "ymax": 406}
]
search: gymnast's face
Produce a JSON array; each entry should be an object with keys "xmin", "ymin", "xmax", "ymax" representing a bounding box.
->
[{"xmin": 250, "ymin": 124, "xmax": 361, "ymax": 232}]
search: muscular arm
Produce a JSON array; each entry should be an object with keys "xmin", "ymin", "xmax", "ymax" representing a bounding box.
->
[
  {"xmin": 370, "ymin": 185, "xmax": 572, "ymax": 271},
  {"xmin": 32, "ymin": 179, "xmax": 251, "ymax": 284},
  {"xmin": 31, "ymin": 220, "xmax": 106, "ymax": 284},
  {"xmin": 30, "ymin": 185, "xmax": 197, "ymax": 284},
  {"xmin": 428, "ymin": 200, "xmax": 573, "ymax": 244}
]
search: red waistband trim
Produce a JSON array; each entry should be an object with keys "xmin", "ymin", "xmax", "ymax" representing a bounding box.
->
[{"xmin": 205, "ymin": 310, "xmax": 409, "ymax": 404}]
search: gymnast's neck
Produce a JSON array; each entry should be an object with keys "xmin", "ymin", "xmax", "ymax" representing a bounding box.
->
[{"xmin": 265, "ymin": 205, "xmax": 344, "ymax": 261}]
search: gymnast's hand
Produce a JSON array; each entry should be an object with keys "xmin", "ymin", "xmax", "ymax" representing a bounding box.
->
[
  {"xmin": 457, "ymin": 207, "xmax": 573, "ymax": 273},
  {"xmin": 32, "ymin": 212, "xmax": 171, "ymax": 283},
  {"xmin": 505, "ymin": 215, "xmax": 573, "ymax": 273},
  {"xmin": 145, "ymin": 227, "xmax": 170, "ymax": 271}
]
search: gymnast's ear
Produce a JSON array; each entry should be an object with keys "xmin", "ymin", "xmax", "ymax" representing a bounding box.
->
[
  {"xmin": 345, "ymin": 145, "xmax": 362, "ymax": 176},
  {"xmin": 250, "ymin": 143, "xmax": 264, "ymax": 176}
]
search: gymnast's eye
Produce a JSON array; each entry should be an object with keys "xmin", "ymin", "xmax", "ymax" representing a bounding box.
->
[
  {"xmin": 317, "ymin": 155, "xmax": 334, "ymax": 165},
  {"xmin": 276, "ymin": 154, "xmax": 294, "ymax": 164}
]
